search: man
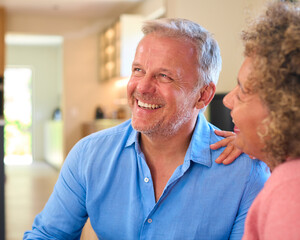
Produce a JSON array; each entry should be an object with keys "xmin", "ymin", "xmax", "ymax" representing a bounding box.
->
[{"xmin": 24, "ymin": 18, "xmax": 269, "ymax": 240}]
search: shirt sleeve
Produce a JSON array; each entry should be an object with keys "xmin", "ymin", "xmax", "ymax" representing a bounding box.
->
[
  {"xmin": 229, "ymin": 160, "xmax": 270, "ymax": 240},
  {"xmin": 23, "ymin": 140, "xmax": 88, "ymax": 240}
]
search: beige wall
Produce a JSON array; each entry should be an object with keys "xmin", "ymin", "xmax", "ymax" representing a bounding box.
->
[
  {"xmin": 129, "ymin": 0, "xmax": 165, "ymax": 18},
  {"xmin": 63, "ymin": 34, "xmax": 100, "ymax": 155},
  {"xmin": 166, "ymin": 0, "xmax": 269, "ymax": 93},
  {"xmin": 6, "ymin": 13, "xmax": 110, "ymax": 36}
]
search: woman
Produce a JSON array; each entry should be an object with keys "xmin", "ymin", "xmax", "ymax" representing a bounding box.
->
[{"xmin": 212, "ymin": 2, "xmax": 300, "ymax": 239}]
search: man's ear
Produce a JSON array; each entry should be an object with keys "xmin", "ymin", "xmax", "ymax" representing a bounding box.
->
[{"xmin": 195, "ymin": 82, "xmax": 216, "ymax": 109}]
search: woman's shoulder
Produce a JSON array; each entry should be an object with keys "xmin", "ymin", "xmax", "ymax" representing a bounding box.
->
[
  {"xmin": 262, "ymin": 159, "xmax": 300, "ymax": 198},
  {"xmin": 270, "ymin": 159, "xmax": 300, "ymax": 183}
]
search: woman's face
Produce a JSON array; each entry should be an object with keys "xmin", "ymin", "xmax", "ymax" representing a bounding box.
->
[{"xmin": 223, "ymin": 57, "xmax": 269, "ymax": 161}]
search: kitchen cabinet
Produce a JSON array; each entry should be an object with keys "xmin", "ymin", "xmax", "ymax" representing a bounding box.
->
[
  {"xmin": 99, "ymin": 14, "xmax": 144, "ymax": 82},
  {"xmin": 82, "ymin": 119, "xmax": 125, "ymax": 137}
]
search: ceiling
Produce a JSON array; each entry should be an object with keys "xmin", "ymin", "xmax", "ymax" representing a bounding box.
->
[{"xmin": 0, "ymin": 0, "xmax": 145, "ymax": 20}]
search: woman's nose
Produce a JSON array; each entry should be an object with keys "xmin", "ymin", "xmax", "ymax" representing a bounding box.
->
[{"xmin": 223, "ymin": 89, "xmax": 235, "ymax": 110}]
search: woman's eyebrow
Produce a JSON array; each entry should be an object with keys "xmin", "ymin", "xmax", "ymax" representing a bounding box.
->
[{"xmin": 237, "ymin": 78, "xmax": 246, "ymax": 93}]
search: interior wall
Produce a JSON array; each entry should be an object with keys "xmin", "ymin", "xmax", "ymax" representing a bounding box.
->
[
  {"xmin": 6, "ymin": 13, "xmax": 105, "ymax": 36},
  {"xmin": 6, "ymin": 44, "xmax": 62, "ymax": 162},
  {"xmin": 129, "ymin": 0, "xmax": 166, "ymax": 18},
  {"xmin": 63, "ymin": 34, "xmax": 104, "ymax": 155},
  {"xmin": 166, "ymin": 0, "xmax": 269, "ymax": 93}
]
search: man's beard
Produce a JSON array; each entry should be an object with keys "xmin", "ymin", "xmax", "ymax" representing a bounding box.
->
[{"xmin": 131, "ymin": 91, "xmax": 197, "ymax": 138}]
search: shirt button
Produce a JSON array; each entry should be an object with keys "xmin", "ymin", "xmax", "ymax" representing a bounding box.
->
[
  {"xmin": 144, "ymin": 177, "xmax": 149, "ymax": 183},
  {"xmin": 147, "ymin": 218, "xmax": 152, "ymax": 223}
]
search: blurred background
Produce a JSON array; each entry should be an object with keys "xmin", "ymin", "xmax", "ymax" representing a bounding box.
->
[{"xmin": 0, "ymin": 0, "xmax": 272, "ymax": 239}]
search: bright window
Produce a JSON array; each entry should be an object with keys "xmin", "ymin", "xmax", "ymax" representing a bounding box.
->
[{"xmin": 4, "ymin": 67, "xmax": 32, "ymax": 165}]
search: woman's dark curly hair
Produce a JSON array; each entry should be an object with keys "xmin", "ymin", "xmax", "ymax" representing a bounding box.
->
[{"xmin": 242, "ymin": 1, "xmax": 300, "ymax": 169}]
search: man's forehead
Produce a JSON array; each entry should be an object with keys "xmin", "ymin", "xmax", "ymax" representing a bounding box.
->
[{"xmin": 137, "ymin": 35, "xmax": 197, "ymax": 57}]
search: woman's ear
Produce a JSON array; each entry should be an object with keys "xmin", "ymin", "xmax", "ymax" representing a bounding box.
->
[{"xmin": 195, "ymin": 82, "xmax": 216, "ymax": 109}]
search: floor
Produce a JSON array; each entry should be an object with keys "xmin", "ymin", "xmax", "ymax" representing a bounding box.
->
[
  {"xmin": 4, "ymin": 161, "xmax": 98, "ymax": 240},
  {"xmin": 5, "ymin": 162, "xmax": 59, "ymax": 240}
]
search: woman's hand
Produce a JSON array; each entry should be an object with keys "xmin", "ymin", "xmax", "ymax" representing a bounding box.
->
[{"xmin": 210, "ymin": 129, "xmax": 243, "ymax": 165}]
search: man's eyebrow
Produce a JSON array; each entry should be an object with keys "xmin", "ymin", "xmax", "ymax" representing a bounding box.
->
[
  {"xmin": 131, "ymin": 63, "xmax": 143, "ymax": 69},
  {"xmin": 132, "ymin": 62, "xmax": 141, "ymax": 67},
  {"xmin": 159, "ymin": 68, "xmax": 182, "ymax": 79},
  {"xmin": 159, "ymin": 68, "xmax": 173, "ymax": 74}
]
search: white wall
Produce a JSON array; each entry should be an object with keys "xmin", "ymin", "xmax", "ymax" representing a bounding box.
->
[{"xmin": 6, "ymin": 44, "xmax": 63, "ymax": 161}]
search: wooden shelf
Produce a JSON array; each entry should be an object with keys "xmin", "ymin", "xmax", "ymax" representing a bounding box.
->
[{"xmin": 98, "ymin": 14, "xmax": 144, "ymax": 82}]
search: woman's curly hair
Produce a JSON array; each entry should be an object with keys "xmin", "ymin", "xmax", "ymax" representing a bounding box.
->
[{"xmin": 242, "ymin": 1, "xmax": 300, "ymax": 169}]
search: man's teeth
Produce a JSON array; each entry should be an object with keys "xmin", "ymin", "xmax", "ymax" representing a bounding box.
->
[{"xmin": 138, "ymin": 100, "xmax": 161, "ymax": 109}]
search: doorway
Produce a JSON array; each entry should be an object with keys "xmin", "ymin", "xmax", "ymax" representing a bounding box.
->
[
  {"xmin": 4, "ymin": 67, "xmax": 32, "ymax": 165},
  {"xmin": 5, "ymin": 35, "xmax": 63, "ymax": 165}
]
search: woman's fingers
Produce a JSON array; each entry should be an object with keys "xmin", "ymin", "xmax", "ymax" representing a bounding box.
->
[{"xmin": 211, "ymin": 129, "xmax": 243, "ymax": 164}]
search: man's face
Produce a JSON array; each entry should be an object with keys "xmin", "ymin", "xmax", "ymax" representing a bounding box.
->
[{"xmin": 127, "ymin": 34, "xmax": 201, "ymax": 137}]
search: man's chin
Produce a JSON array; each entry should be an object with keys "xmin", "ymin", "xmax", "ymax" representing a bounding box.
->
[
  {"xmin": 131, "ymin": 120, "xmax": 161, "ymax": 137},
  {"xmin": 131, "ymin": 120, "xmax": 149, "ymax": 132}
]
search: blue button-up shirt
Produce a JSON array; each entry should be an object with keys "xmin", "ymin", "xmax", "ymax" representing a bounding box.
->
[{"xmin": 24, "ymin": 114, "xmax": 269, "ymax": 240}]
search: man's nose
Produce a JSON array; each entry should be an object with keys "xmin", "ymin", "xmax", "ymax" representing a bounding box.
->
[{"xmin": 136, "ymin": 74, "xmax": 156, "ymax": 93}]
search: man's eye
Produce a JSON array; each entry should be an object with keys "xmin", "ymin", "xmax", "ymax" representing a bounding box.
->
[
  {"xmin": 132, "ymin": 68, "xmax": 144, "ymax": 76},
  {"xmin": 133, "ymin": 68, "xmax": 142, "ymax": 72},
  {"xmin": 157, "ymin": 73, "xmax": 173, "ymax": 83}
]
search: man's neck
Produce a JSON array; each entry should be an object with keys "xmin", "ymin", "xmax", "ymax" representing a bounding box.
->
[
  {"xmin": 139, "ymin": 115, "xmax": 198, "ymax": 164},
  {"xmin": 140, "ymin": 130, "xmax": 192, "ymax": 161},
  {"xmin": 139, "ymin": 123, "xmax": 196, "ymax": 202}
]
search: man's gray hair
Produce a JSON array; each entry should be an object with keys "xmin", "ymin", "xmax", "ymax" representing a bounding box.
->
[{"xmin": 142, "ymin": 18, "xmax": 222, "ymax": 88}]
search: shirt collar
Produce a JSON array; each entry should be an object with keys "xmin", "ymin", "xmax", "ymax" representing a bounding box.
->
[
  {"xmin": 125, "ymin": 121, "xmax": 137, "ymax": 148},
  {"xmin": 124, "ymin": 114, "xmax": 213, "ymax": 168},
  {"xmin": 188, "ymin": 114, "xmax": 212, "ymax": 167}
]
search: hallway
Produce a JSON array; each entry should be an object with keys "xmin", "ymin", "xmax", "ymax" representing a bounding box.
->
[{"xmin": 5, "ymin": 162, "xmax": 59, "ymax": 240}]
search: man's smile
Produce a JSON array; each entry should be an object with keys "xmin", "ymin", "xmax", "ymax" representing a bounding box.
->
[{"xmin": 137, "ymin": 100, "xmax": 162, "ymax": 110}]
